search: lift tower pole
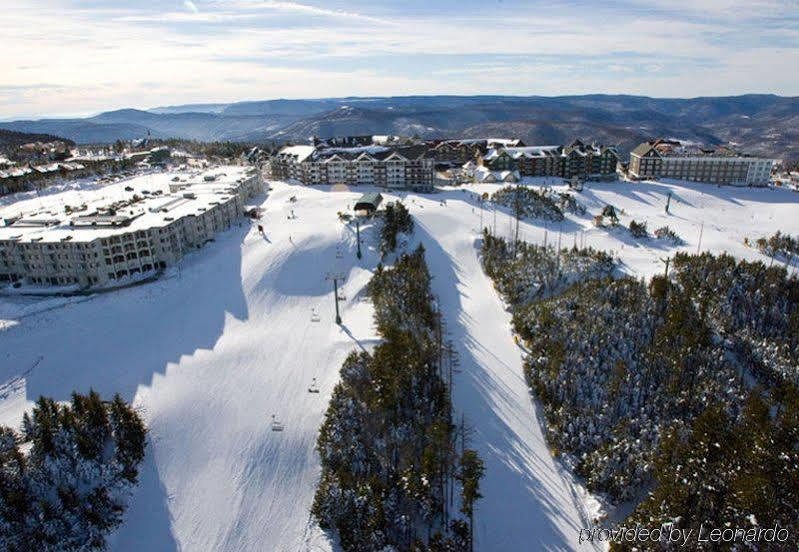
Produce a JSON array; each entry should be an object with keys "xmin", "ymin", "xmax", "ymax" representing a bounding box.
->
[
  {"xmin": 356, "ymin": 220, "xmax": 362, "ymax": 259},
  {"xmin": 326, "ymin": 272, "xmax": 344, "ymax": 325}
]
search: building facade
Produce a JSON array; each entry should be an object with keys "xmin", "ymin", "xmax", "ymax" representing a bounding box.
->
[
  {"xmin": 0, "ymin": 169, "xmax": 261, "ymax": 289},
  {"xmin": 428, "ymin": 139, "xmax": 526, "ymax": 165},
  {"xmin": 477, "ymin": 139, "xmax": 619, "ymax": 181},
  {"xmin": 629, "ymin": 139, "xmax": 774, "ymax": 186},
  {"xmin": 267, "ymin": 144, "xmax": 434, "ymax": 192}
]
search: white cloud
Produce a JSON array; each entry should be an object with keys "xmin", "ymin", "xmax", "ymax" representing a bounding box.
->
[
  {"xmin": 209, "ymin": 0, "xmax": 389, "ymax": 23},
  {"xmin": 184, "ymin": 0, "xmax": 200, "ymax": 14},
  {"xmin": 0, "ymin": 1, "xmax": 797, "ymax": 117}
]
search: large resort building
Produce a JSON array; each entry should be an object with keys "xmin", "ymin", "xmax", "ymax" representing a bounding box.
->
[
  {"xmin": 267, "ymin": 141, "xmax": 434, "ymax": 192},
  {"xmin": 0, "ymin": 168, "xmax": 261, "ymax": 289},
  {"xmin": 629, "ymin": 139, "xmax": 774, "ymax": 186},
  {"xmin": 476, "ymin": 139, "xmax": 619, "ymax": 181},
  {"xmin": 428, "ymin": 138, "xmax": 526, "ymax": 165}
]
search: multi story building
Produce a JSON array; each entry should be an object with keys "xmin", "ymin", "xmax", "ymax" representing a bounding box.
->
[
  {"xmin": 428, "ymin": 138, "xmax": 526, "ymax": 165},
  {"xmin": 0, "ymin": 168, "xmax": 261, "ymax": 289},
  {"xmin": 477, "ymin": 139, "xmax": 619, "ymax": 181},
  {"xmin": 629, "ymin": 139, "xmax": 774, "ymax": 186},
  {"xmin": 267, "ymin": 143, "xmax": 434, "ymax": 192}
]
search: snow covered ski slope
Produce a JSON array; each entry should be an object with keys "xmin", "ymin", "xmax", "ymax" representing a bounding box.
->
[
  {"xmin": 1, "ymin": 174, "xmax": 797, "ymax": 551},
  {"xmin": 401, "ymin": 193, "xmax": 603, "ymax": 550}
]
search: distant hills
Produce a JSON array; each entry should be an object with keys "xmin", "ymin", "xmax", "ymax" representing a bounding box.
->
[
  {"xmin": 2, "ymin": 94, "xmax": 797, "ymax": 160},
  {"xmin": 0, "ymin": 128, "xmax": 73, "ymax": 148}
]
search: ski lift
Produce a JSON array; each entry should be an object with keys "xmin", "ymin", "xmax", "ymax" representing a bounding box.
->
[
  {"xmin": 270, "ymin": 415, "xmax": 284, "ymax": 432},
  {"xmin": 335, "ymin": 248, "xmax": 344, "ymax": 259},
  {"xmin": 337, "ymin": 292, "xmax": 346, "ymax": 301},
  {"xmin": 310, "ymin": 308, "xmax": 320, "ymax": 323},
  {"xmin": 308, "ymin": 377, "xmax": 320, "ymax": 394}
]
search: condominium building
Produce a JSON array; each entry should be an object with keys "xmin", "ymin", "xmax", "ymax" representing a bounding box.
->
[
  {"xmin": 428, "ymin": 138, "xmax": 526, "ymax": 165},
  {"xmin": 476, "ymin": 139, "xmax": 619, "ymax": 181},
  {"xmin": 0, "ymin": 168, "xmax": 261, "ymax": 289},
  {"xmin": 267, "ymin": 143, "xmax": 434, "ymax": 192},
  {"xmin": 629, "ymin": 139, "xmax": 774, "ymax": 186}
]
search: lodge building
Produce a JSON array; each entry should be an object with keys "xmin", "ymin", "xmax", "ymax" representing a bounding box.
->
[
  {"xmin": 629, "ymin": 139, "xmax": 774, "ymax": 186},
  {"xmin": 476, "ymin": 139, "xmax": 619, "ymax": 181},
  {"xmin": 267, "ymin": 144, "xmax": 434, "ymax": 192},
  {"xmin": 0, "ymin": 169, "xmax": 261, "ymax": 289}
]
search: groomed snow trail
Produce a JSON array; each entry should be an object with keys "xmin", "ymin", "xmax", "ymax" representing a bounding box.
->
[
  {"xmin": 402, "ymin": 192, "xmax": 601, "ymax": 551},
  {"xmin": 0, "ymin": 180, "xmax": 382, "ymax": 552}
]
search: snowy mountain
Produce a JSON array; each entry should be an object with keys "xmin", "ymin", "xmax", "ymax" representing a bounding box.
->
[
  {"xmin": 2, "ymin": 95, "xmax": 798, "ymax": 161},
  {"xmin": 1, "ymin": 171, "xmax": 798, "ymax": 550}
]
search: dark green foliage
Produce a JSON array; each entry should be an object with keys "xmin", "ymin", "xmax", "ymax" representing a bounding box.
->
[
  {"xmin": 481, "ymin": 236, "xmax": 799, "ymax": 541},
  {"xmin": 457, "ymin": 450, "xmax": 484, "ymax": 552},
  {"xmin": 313, "ymin": 246, "xmax": 482, "ymax": 551},
  {"xmin": 0, "ymin": 390, "xmax": 146, "ymax": 551},
  {"xmin": 556, "ymin": 192, "xmax": 586, "ymax": 215},
  {"xmin": 601, "ymin": 204, "xmax": 619, "ymax": 225},
  {"xmin": 755, "ymin": 230, "xmax": 799, "ymax": 260},
  {"xmin": 628, "ymin": 220, "xmax": 648, "ymax": 238},
  {"xmin": 150, "ymin": 138, "xmax": 260, "ymax": 160},
  {"xmin": 654, "ymin": 225, "xmax": 683, "ymax": 244},
  {"xmin": 615, "ymin": 388, "xmax": 799, "ymax": 551},
  {"xmin": 380, "ymin": 201, "xmax": 414, "ymax": 255},
  {"xmin": 672, "ymin": 252, "xmax": 799, "ymax": 385},
  {"xmin": 490, "ymin": 186, "xmax": 564, "ymax": 222},
  {"xmin": 481, "ymin": 229, "xmax": 615, "ymax": 305}
]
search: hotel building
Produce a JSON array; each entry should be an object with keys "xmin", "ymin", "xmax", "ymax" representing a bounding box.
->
[
  {"xmin": 0, "ymin": 168, "xmax": 261, "ymax": 289},
  {"xmin": 267, "ymin": 143, "xmax": 434, "ymax": 192},
  {"xmin": 629, "ymin": 139, "xmax": 774, "ymax": 186}
]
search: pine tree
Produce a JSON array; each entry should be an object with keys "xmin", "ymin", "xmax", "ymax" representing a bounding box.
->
[{"xmin": 457, "ymin": 450, "xmax": 484, "ymax": 552}]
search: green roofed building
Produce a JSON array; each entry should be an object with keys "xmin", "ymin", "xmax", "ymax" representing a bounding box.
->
[{"xmin": 353, "ymin": 193, "xmax": 383, "ymax": 214}]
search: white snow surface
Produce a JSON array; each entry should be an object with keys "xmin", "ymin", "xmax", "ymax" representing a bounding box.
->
[{"xmin": 1, "ymin": 174, "xmax": 798, "ymax": 551}]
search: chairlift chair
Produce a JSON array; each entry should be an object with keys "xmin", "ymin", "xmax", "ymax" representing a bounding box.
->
[
  {"xmin": 308, "ymin": 378, "xmax": 320, "ymax": 394},
  {"xmin": 270, "ymin": 415, "xmax": 284, "ymax": 432}
]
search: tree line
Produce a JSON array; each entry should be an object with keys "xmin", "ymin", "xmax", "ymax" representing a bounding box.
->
[
  {"xmin": 479, "ymin": 232, "xmax": 799, "ymax": 549},
  {"xmin": 313, "ymin": 245, "xmax": 484, "ymax": 551}
]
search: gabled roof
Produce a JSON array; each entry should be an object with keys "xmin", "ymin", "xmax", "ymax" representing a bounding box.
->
[
  {"xmin": 355, "ymin": 152, "xmax": 376, "ymax": 162},
  {"xmin": 630, "ymin": 142, "xmax": 656, "ymax": 157},
  {"xmin": 277, "ymin": 145, "xmax": 316, "ymax": 163}
]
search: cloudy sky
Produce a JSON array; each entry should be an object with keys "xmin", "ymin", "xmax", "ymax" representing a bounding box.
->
[{"xmin": 2, "ymin": 0, "xmax": 798, "ymax": 118}]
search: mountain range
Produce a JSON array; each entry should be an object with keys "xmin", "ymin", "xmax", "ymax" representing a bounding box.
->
[
  {"xmin": 0, "ymin": 128, "xmax": 74, "ymax": 148},
  {"xmin": 2, "ymin": 95, "xmax": 797, "ymax": 160}
]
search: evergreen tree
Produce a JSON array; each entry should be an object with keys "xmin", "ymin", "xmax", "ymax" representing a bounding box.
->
[
  {"xmin": 457, "ymin": 450, "xmax": 484, "ymax": 552},
  {"xmin": 0, "ymin": 391, "xmax": 146, "ymax": 551}
]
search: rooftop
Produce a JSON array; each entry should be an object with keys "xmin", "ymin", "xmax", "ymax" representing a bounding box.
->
[
  {"xmin": 634, "ymin": 138, "xmax": 770, "ymax": 159},
  {"xmin": 276, "ymin": 144, "xmax": 429, "ymax": 162},
  {"xmin": 0, "ymin": 166, "xmax": 254, "ymax": 244}
]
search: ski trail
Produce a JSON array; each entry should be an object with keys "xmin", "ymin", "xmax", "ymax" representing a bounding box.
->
[{"xmin": 411, "ymin": 197, "xmax": 604, "ymax": 551}]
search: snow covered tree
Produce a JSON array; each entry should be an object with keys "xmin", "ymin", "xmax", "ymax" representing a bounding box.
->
[
  {"xmin": 480, "ymin": 235, "xmax": 799, "ymax": 539},
  {"xmin": 0, "ymin": 390, "xmax": 146, "ymax": 551},
  {"xmin": 314, "ymin": 247, "xmax": 482, "ymax": 551},
  {"xmin": 456, "ymin": 450, "xmax": 484, "ymax": 552}
]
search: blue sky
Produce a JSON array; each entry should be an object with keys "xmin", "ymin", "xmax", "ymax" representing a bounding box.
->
[{"xmin": 2, "ymin": 0, "xmax": 798, "ymax": 118}]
